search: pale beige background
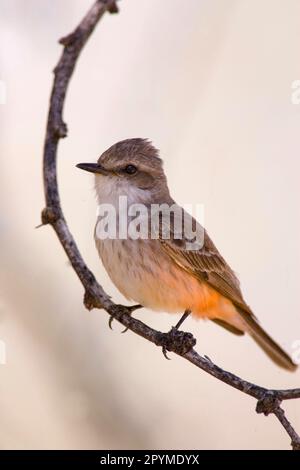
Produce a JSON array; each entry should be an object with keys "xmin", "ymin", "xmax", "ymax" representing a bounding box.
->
[{"xmin": 0, "ymin": 0, "xmax": 299, "ymax": 450}]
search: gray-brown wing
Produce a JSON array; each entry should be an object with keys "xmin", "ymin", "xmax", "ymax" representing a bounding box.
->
[{"xmin": 157, "ymin": 207, "xmax": 253, "ymax": 316}]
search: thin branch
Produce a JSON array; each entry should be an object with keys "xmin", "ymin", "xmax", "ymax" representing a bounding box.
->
[
  {"xmin": 41, "ymin": 0, "xmax": 300, "ymax": 450},
  {"xmin": 273, "ymin": 408, "xmax": 300, "ymax": 451}
]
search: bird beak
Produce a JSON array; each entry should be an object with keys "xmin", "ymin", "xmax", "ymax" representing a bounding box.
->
[{"xmin": 76, "ymin": 163, "xmax": 109, "ymax": 175}]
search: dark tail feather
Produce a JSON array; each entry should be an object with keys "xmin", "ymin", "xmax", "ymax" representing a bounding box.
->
[
  {"xmin": 236, "ymin": 307, "xmax": 297, "ymax": 372},
  {"xmin": 212, "ymin": 318, "xmax": 245, "ymax": 336}
]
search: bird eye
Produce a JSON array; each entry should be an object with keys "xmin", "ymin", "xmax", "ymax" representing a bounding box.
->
[{"xmin": 124, "ymin": 164, "xmax": 137, "ymax": 175}]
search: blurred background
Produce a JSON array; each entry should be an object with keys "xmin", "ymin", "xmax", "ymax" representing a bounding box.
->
[{"xmin": 0, "ymin": 0, "xmax": 299, "ymax": 450}]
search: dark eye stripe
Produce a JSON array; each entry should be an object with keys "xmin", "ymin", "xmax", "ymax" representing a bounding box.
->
[{"xmin": 124, "ymin": 164, "xmax": 137, "ymax": 175}]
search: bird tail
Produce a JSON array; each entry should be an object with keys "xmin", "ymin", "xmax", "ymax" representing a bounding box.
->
[{"xmin": 236, "ymin": 307, "xmax": 297, "ymax": 372}]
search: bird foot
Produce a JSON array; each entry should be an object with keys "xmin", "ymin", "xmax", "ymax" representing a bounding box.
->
[
  {"xmin": 109, "ymin": 304, "xmax": 142, "ymax": 331},
  {"xmin": 160, "ymin": 327, "xmax": 196, "ymax": 359}
]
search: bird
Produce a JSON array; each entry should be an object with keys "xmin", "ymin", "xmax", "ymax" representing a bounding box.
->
[{"xmin": 77, "ymin": 138, "xmax": 297, "ymax": 371}]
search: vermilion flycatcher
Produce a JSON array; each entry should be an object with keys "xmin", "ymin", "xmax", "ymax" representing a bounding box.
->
[{"xmin": 77, "ymin": 138, "xmax": 296, "ymax": 371}]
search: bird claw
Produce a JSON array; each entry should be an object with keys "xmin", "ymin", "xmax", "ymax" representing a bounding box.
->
[
  {"xmin": 121, "ymin": 304, "xmax": 142, "ymax": 333},
  {"xmin": 162, "ymin": 345, "xmax": 171, "ymax": 360},
  {"xmin": 109, "ymin": 315, "xmax": 114, "ymax": 330},
  {"xmin": 108, "ymin": 304, "xmax": 142, "ymax": 331}
]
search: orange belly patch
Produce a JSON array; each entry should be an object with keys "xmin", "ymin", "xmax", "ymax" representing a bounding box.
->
[{"xmin": 145, "ymin": 265, "xmax": 246, "ymax": 331}]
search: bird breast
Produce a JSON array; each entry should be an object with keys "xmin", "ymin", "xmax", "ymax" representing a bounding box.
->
[{"xmin": 94, "ymin": 233, "xmax": 238, "ymax": 324}]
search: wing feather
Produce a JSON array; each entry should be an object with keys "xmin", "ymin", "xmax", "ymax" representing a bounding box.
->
[{"xmin": 160, "ymin": 227, "xmax": 253, "ymax": 316}]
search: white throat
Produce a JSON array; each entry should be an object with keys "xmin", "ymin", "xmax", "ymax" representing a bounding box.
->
[{"xmin": 94, "ymin": 174, "xmax": 152, "ymax": 210}]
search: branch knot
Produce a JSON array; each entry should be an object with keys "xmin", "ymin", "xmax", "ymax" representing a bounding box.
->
[
  {"xmin": 41, "ymin": 207, "xmax": 61, "ymax": 225},
  {"xmin": 106, "ymin": 1, "xmax": 119, "ymax": 14},
  {"xmin": 256, "ymin": 393, "xmax": 282, "ymax": 416},
  {"xmin": 53, "ymin": 121, "xmax": 68, "ymax": 138},
  {"xmin": 84, "ymin": 290, "xmax": 103, "ymax": 310}
]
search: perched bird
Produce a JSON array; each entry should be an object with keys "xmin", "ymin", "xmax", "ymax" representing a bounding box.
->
[{"xmin": 77, "ymin": 138, "xmax": 297, "ymax": 371}]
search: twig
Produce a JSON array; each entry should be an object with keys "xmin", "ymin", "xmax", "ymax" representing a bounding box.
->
[{"xmin": 41, "ymin": 0, "xmax": 300, "ymax": 450}]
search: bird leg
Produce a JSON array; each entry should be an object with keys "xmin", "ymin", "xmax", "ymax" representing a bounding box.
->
[
  {"xmin": 174, "ymin": 309, "xmax": 191, "ymax": 330},
  {"xmin": 162, "ymin": 309, "xmax": 195, "ymax": 359}
]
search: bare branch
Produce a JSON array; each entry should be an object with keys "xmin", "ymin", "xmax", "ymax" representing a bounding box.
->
[{"xmin": 41, "ymin": 0, "xmax": 300, "ymax": 450}]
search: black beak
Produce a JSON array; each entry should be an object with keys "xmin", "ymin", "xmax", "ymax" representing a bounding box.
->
[{"xmin": 76, "ymin": 163, "xmax": 109, "ymax": 175}]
